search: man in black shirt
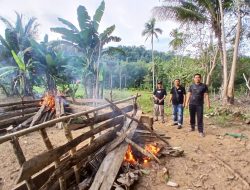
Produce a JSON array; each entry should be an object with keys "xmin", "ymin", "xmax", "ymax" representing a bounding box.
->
[
  {"xmin": 153, "ymin": 81, "xmax": 167, "ymax": 123},
  {"xmin": 169, "ymin": 79, "xmax": 186, "ymax": 129},
  {"xmin": 185, "ymin": 74, "xmax": 210, "ymax": 137}
]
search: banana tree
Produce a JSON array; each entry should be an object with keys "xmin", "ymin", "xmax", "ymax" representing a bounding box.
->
[{"xmin": 50, "ymin": 1, "xmax": 121, "ymax": 98}]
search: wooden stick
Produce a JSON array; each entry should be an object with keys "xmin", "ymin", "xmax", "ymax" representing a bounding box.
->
[
  {"xmin": 104, "ymin": 98, "xmax": 169, "ymax": 145},
  {"xmin": 212, "ymin": 154, "xmax": 250, "ymax": 188},
  {"xmin": 0, "ymin": 95, "xmax": 140, "ymax": 144},
  {"xmin": 10, "ymin": 136, "xmax": 36, "ymax": 190},
  {"xmin": 120, "ymin": 134, "xmax": 161, "ymax": 164},
  {"xmin": 39, "ymin": 128, "xmax": 66, "ymax": 190},
  {"xmin": 17, "ymin": 116, "xmax": 124, "ymax": 183}
]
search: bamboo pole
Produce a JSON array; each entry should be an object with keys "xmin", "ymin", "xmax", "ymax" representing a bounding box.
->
[
  {"xmin": 0, "ymin": 95, "xmax": 140, "ymax": 144},
  {"xmin": 0, "ymin": 99, "xmax": 40, "ymax": 107}
]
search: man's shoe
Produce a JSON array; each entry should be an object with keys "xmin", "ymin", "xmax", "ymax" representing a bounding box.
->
[
  {"xmin": 154, "ymin": 118, "xmax": 158, "ymax": 122},
  {"xmin": 199, "ymin": 132, "xmax": 205, "ymax": 137},
  {"xmin": 189, "ymin": 128, "xmax": 195, "ymax": 132},
  {"xmin": 171, "ymin": 122, "xmax": 178, "ymax": 126},
  {"xmin": 177, "ymin": 125, "xmax": 182, "ymax": 129},
  {"xmin": 162, "ymin": 120, "xmax": 165, "ymax": 124}
]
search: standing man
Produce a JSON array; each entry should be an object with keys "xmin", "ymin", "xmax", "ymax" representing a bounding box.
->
[
  {"xmin": 153, "ymin": 81, "xmax": 167, "ymax": 123},
  {"xmin": 169, "ymin": 79, "xmax": 186, "ymax": 129},
  {"xmin": 185, "ymin": 74, "xmax": 210, "ymax": 137}
]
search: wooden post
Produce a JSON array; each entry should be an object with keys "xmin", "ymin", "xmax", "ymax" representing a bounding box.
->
[
  {"xmin": 63, "ymin": 119, "xmax": 81, "ymax": 184},
  {"xmin": 9, "ymin": 136, "xmax": 36, "ymax": 190},
  {"xmin": 39, "ymin": 128, "xmax": 66, "ymax": 190}
]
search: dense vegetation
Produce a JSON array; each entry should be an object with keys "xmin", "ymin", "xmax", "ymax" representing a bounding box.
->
[{"xmin": 0, "ymin": 0, "xmax": 250, "ymax": 104}]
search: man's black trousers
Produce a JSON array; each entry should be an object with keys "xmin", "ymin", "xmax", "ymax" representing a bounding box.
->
[{"xmin": 189, "ymin": 104, "xmax": 204, "ymax": 133}]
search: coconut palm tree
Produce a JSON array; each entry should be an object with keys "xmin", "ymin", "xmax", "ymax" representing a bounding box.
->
[
  {"xmin": 152, "ymin": 0, "xmax": 233, "ymax": 104},
  {"xmin": 142, "ymin": 18, "xmax": 163, "ymax": 91},
  {"xmin": 50, "ymin": 1, "xmax": 121, "ymax": 98}
]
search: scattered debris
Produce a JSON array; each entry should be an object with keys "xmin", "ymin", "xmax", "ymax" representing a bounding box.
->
[
  {"xmin": 224, "ymin": 133, "xmax": 248, "ymax": 139},
  {"xmin": 166, "ymin": 181, "xmax": 179, "ymax": 187}
]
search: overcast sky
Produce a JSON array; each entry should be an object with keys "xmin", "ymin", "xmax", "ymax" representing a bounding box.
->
[{"xmin": 0, "ymin": 0, "xmax": 178, "ymax": 52}]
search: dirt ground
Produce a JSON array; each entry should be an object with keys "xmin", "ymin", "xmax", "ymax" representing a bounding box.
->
[
  {"xmin": 0, "ymin": 110, "xmax": 250, "ymax": 190},
  {"xmin": 134, "ymin": 116, "xmax": 250, "ymax": 190}
]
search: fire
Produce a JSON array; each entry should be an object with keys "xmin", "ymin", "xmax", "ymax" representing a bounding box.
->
[
  {"xmin": 143, "ymin": 144, "xmax": 160, "ymax": 163},
  {"xmin": 40, "ymin": 93, "xmax": 55, "ymax": 110},
  {"xmin": 124, "ymin": 145, "xmax": 137, "ymax": 164},
  {"xmin": 124, "ymin": 144, "xmax": 160, "ymax": 164}
]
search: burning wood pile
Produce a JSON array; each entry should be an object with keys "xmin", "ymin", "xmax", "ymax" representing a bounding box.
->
[
  {"xmin": 0, "ymin": 95, "xmax": 183, "ymax": 190},
  {"xmin": 0, "ymin": 92, "xmax": 87, "ymax": 135}
]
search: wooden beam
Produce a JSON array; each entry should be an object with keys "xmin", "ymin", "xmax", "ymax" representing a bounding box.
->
[
  {"xmin": 10, "ymin": 136, "xmax": 36, "ymax": 190},
  {"xmin": 0, "ymin": 95, "xmax": 140, "ymax": 144},
  {"xmin": 89, "ymin": 110, "xmax": 142, "ymax": 190},
  {"xmin": 2, "ymin": 103, "xmax": 39, "ymax": 112},
  {"xmin": 0, "ymin": 113, "xmax": 35, "ymax": 130},
  {"xmin": 70, "ymin": 105, "xmax": 133, "ymax": 130},
  {"xmin": 39, "ymin": 123, "xmax": 123, "ymax": 190},
  {"xmin": 17, "ymin": 116, "xmax": 124, "ymax": 183},
  {"xmin": 104, "ymin": 98, "xmax": 169, "ymax": 146},
  {"xmin": 0, "ymin": 108, "xmax": 39, "ymax": 121},
  {"xmin": 0, "ymin": 100, "xmax": 40, "ymax": 107}
]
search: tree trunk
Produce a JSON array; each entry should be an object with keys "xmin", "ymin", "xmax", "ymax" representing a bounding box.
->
[
  {"xmin": 219, "ymin": 0, "xmax": 228, "ymax": 105},
  {"xmin": 227, "ymin": 3, "xmax": 242, "ymax": 104},
  {"xmin": 95, "ymin": 41, "xmax": 102, "ymax": 99},
  {"xmin": 151, "ymin": 35, "xmax": 155, "ymax": 92},
  {"xmin": 119, "ymin": 63, "xmax": 122, "ymax": 90},
  {"xmin": 206, "ymin": 48, "xmax": 219, "ymax": 86}
]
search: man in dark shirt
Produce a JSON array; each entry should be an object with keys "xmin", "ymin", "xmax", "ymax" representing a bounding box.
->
[
  {"xmin": 153, "ymin": 81, "xmax": 167, "ymax": 123},
  {"xmin": 169, "ymin": 79, "xmax": 186, "ymax": 129},
  {"xmin": 185, "ymin": 74, "xmax": 210, "ymax": 137}
]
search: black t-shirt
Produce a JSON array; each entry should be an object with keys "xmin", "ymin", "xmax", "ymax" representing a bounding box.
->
[
  {"xmin": 188, "ymin": 83, "xmax": 208, "ymax": 105},
  {"xmin": 153, "ymin": 88, "xmax": 167, "ymax": 105},
  {"xmin": 170, "ymin": 86, "xmax": 186, "ymax": 105}
]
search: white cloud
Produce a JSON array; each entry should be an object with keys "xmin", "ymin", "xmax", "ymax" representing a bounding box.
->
[{"xmin": 0, "ymin": 0, "xmax": 178, "ymax": 52}]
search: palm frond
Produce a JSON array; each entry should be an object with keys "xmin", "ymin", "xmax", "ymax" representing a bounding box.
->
[
  {"xmin": 15, "ymin": 12, "xmax": 24, "ymax": 36},
  {"xmin": 93, "ymin": 0, "xmax": 105, "ymax": 31},
  {"xmin": 24, "ymin": 17, "xmax": 38, "ymax": 36},
  {"xmin": 0, "ymin": 16, "xmax": 13, "ymax": 29},
  {"xmin": 58, "ymin": 17, "xmax": 79, "ymax": 32},
  {"xmin": 77, "ymin": 5, "xmax": 91, "ymax": 31}
]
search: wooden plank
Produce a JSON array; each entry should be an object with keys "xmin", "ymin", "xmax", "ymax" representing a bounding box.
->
[
  {"xmin": 0, "ymin": 113, "xmax": 35, "ymax": 130},
  {"xmin": 10, "ymin": 136, "xmax": 36, "ymax": 190},
  {"xmin": 0, "ymin": 95, "xmax": 140, "ymax": 144},
  {"xmin": 89, "ymin": 110, "xmax": 141, "ymax": 190},
  {"xmin": 17, "ymin": 116, "xmax": 124, "ymax": 183},
  {"xmin": 40, "ymin": 123, "xmax": 123, "ymax": 190},
  {"xmin": 0, "ymin": 100, "xmax": 40, "ymax": 107},
  {"xmin": 2, "ymin": 103, "xmax": 39, "ymax": 112},
  {"xmin": 0, "ymin": 108, "xmax": 39, "ymax": 121},
  {"xmin": 70, "ymin": 105, "xmax": 133, "ymax": 130}
]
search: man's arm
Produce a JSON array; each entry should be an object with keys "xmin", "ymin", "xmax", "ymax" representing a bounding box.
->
[
  {"xmin": 169, "ymin": 94, "xmax": 173, "ymax": 104},
  {"xmin": 185, "ymin": 92, "xmax": 191, "ymax": 107},
  {"xmin": 205, "ymin": 93, "xmax": 210, "ymax": 109},
  {"xmin": 183, "ymin": 94, "xmax": 186, "ymax": 107}
]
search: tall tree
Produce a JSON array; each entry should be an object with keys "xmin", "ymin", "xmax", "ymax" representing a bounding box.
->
[{"xmin": 142, "ymin": 18, "xmax": 163, "ymax": 91}]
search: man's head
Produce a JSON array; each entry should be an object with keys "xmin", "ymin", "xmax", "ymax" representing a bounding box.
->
[
  {"xmin": 157, "ymin": 81, "xmax": 163, "ymax": 88},
  {"xmin": 193, "ymin": 73, "xmax": 202, "ymax": 84},
  {"xmin": 174, "ymin": 79, "xmax": 180, "ymax": 87}
]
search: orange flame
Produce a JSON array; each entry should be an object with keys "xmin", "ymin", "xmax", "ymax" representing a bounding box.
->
[
  {"xmin": 143, "ymin": 144, "xmax": 160, "ymax": 163},
  {"xmin": 124, "ymin": 145, "xmax": 137, "ymax": 164},
  {"xmin": 40, "ymin": 93, "xmax": 55, "ymax": 110},
  {"xmin": 124, "ymin": 144, "xmax": 160, "ymax": 164}
]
